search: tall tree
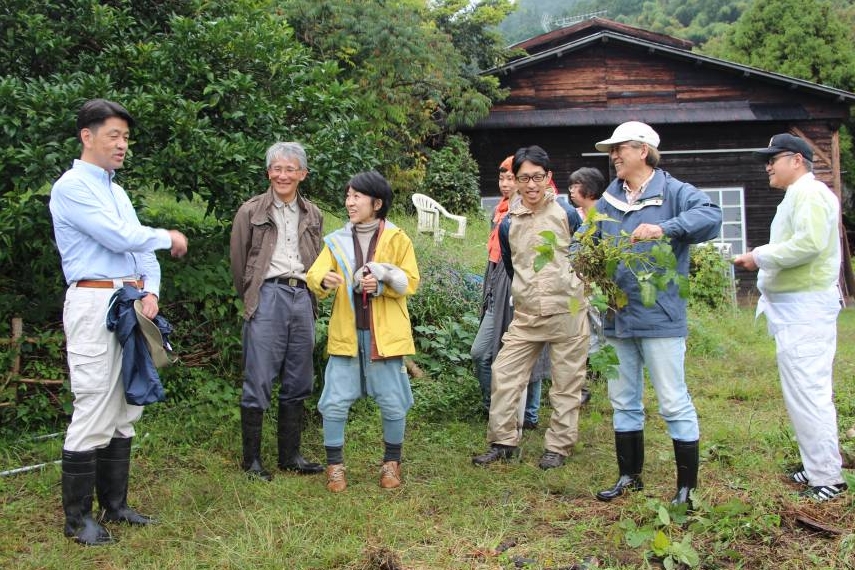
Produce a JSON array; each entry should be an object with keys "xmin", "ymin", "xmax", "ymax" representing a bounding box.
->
[
  {"xmin": 282, "ymin": 0, "xmax": 513, "ymax": 164},
  {"xmin": 705, "ymin": 0, "xmax": 855, "ymax": 91},
  {"xmin": 704, "ymin": 0, "xmax": 855, "ymax": 192}
]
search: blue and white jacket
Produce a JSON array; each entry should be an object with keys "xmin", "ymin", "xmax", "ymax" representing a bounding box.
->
[{"xmin": 596, "ymin": 169, "xmax": 722, "ymax": 338}]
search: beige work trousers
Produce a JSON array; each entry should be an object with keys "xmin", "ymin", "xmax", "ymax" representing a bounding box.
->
[
  {"xmin": 488, "ymin": 310, "xmax": 589, "ymax": 455},
  {"xmin": 63, "ymin": 284, "xmax": 143, "ymax": 452}
]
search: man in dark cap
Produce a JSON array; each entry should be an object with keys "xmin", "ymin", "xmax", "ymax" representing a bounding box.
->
[{"xmin": 733, "ymin": 133, "xmax": 847, "ymax": 502}]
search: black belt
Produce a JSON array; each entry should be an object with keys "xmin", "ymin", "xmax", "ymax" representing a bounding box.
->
[{"xmin": 265, "ymin": 276, "xmax": 306, "ymax": 288}]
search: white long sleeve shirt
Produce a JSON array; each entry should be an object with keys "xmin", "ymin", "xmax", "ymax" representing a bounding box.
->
[{"xmin": 753, "ymin": 172, "xmax": 841, "ymax": 332}]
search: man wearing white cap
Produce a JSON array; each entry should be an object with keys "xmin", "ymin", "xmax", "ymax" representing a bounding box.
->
[
  {"xmin": 733, "ymin": 133, "xmax": 847, "ymax": 502},
  {"xmin": 591, "ymin": 122, "xmax": 721, "ymax": 508}
]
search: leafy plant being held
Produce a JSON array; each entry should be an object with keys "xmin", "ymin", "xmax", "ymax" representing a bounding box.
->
[{"xmin": 534, "ymin": 209, "xmax": 688, "ymax": 314}]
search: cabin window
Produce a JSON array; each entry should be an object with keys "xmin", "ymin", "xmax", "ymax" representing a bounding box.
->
[{"xmin": 699, "ymin": 186, "xmax": 746, "ymax": 255}]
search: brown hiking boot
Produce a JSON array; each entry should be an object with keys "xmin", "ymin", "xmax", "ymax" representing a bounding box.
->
[
  {"xmin": 325, "ymin": 464, "xmax": 346, "ymax": 493},
  {"xmin": 379, "ymin": 461, "xmax": 401, "ymax": 489}
]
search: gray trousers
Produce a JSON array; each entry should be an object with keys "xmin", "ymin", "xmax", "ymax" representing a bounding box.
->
[{"xmin": 241, "ymin": 282, "xmax": 315, "ymax": 409}]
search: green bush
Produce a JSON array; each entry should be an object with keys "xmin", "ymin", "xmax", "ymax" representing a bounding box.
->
[
  {"xmin": 0, "ymin": 0, "xmax": 382, "ymax": 220},
  {"xmin": 408, "ymin": 248, "xmax": 482, "ymax": 331},
  {"xmin": 419, "ymin": 135, "xmax": 482, "ymax": 214},
  {"xmin": 689, "ymin": 243, "xmax": 737, "ymax": 309},
  {"xmin": 0, "ymin": 185, "xmax": 66, "ymax": 326},
  {"xmin": 406, "ymin": 246, "xmax": 482, "ymax": 419},
  {"xmin": 0, "ymin": 196, "xmax": 245, "ymax": 434}
]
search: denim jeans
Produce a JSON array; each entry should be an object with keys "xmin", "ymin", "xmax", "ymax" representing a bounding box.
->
[
  {"xmin": 471, "ymin": 307, "xmax": 542, "ymax": 422},
  {"xmin": 606, "ymin": 336, "xmax": 699, "ymax": 441}
]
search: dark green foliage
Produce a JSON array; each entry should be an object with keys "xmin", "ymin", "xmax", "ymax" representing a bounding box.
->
[
  {"xmin": 407, "ymin": 244, "xmax": 482, "ymax": 416},
  {"xmin": 413, "ymin": 315, "xmax": 480, "ymax": 380},
  {"xmin": 410, "ymin": 363, "xmax": 482, "ymax": 422},
  {"xmin": 0, "ymin": 328, "xmax": 69, "ymax": 438},
  {"xmin": 408, "ymin": 251, "xmax": 482, "ymax": 332},
  {"xmin": 688, "ymin": 243, "xmax": 737, "ymax": 310},
  {"xmin": 615, "ymin": 0, "xmax": 749, "ymax": 45},
  {"xmin": 419, "ymin": 135, "xmax": 482, "ymax": 214},
  {"xmin": 0, "ymin": 197, "xmax": 246, "ymax": 435},
  {"xmin": 499, "ymin": 0, "xmax": 749, "ymax": 47},
  {"xmin": 704, "ymin": 0, "xmax": 855, "ymax": 91},
  {"xmin": 0, "ymin": 0, "xmax": 381, "ymax": 219},
  {"xmin": 0, "ymin": 186, "xmax": 66, "ymax": 324},
  {"xmin": 702, "ymin": 0, "xmax": 855, "ymax": 192}
]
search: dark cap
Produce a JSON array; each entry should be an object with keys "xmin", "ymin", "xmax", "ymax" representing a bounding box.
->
[{"xmin": 753, "ymin": 133, "xmax": 813, "ymax": 162}]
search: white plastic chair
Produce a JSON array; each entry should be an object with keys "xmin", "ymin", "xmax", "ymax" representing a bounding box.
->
[{"xmin": 411, "ymin": 193, "xmax": 467, "ymax": 243}]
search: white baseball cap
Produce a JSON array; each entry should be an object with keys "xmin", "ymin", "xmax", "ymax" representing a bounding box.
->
[{"xmin": 595, "ymin": 121, "xmax": 660, "ymax": 152}]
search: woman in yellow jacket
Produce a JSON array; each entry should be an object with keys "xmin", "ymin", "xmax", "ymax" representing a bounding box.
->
[{"xmin": 306, "ymin": 171, "xmax": 420, "ymax": 493}]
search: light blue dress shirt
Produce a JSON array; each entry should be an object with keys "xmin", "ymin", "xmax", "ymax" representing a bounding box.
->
[{"xmin": 49, "ymin": 159, "xmax": 172, "ymax": 297}]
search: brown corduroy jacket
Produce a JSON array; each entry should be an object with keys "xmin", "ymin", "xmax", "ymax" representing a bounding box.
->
[{"xmin": 230, "ymin": 188, "xmax": 323, "ymax": 320}]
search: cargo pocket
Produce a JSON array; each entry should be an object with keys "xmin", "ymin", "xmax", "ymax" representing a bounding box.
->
[{"xmin": 67, "ymin": 343, "xmax": 109, "ymax": 394}]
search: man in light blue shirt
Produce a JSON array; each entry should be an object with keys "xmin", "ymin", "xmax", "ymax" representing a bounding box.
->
[
  {"xmin": 734, "ymin": 133, "xmax": 847, "ymax": 503},
  {"xmin": 49, "ymin": 99, "xmax": 188, "ymax": 545}
]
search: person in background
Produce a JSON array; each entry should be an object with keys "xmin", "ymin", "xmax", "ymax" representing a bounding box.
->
[
  {"xmin": 591, "ymin": 121, "xmax": 721, "ymax": 508},
  {"xmin": 733, "ymin": 133, "xmax": 847, "ymax": 502},
  {"xmin": 568, "ymin": 166, "xmax": 607, "ymax": 219},
  {"xmin": 470, "ymin": 155, "xmax": 545, "ymax": 430},
  {"xmin": 567, "ymin": 166, "xmax": 608, "ymax": 405},
  {"xmin": 472, "ymin": 145, "xmax": 589, "ymax": 471},
  {"xmin": 50, "ymin": 98, "xmax": 188, "ymax": 545},
  {"xmin": 230, "ymin": 141, "xmax": 324, "ymax": 481},
  {"xmin": 306, "ymin": 171, "xmax": 420, "ymax": 493}
]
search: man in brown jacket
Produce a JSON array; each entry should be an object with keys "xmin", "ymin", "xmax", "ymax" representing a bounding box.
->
[{"xmin": 230, "ymin": 141, "xmax": 324, "ymax": 480}]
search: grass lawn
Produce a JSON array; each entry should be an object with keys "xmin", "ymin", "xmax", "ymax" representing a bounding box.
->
[{"xmin": 2, "ymin": 209, "xmax": 854, "ymax": 569}]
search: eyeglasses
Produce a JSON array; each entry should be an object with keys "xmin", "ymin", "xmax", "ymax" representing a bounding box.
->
[
  {"xmin": 610, "ymin": 142, "xmax": 640, "ymax": 154},
  {"xmin": 515, "ymin": 172, "xmax": 548, "ymax": 184},
  {"xmin": 269, "ymin": 166, "xmax": 305, "ymax": 175},
  {"xmin": 766, "ymin": 152, "xmax": 795, "ymax": 166}
]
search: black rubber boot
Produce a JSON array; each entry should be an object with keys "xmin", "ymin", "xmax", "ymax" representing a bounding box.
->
[
  {"xmin": 62, "ymin": 449, "xmax": 113, "ymax": 545},
  {"xmin": 96, "ymin": 437, "xmax": 156, "ymax": 525},
  {"xmin": 671, "ymin": 439, "xmax": 699, "ymax": 509},
  {"xmin": 596, "ymin": 430, "xmax": 644, "ymax": 502},
  {"xmin": 277, "ymin": 401, "xmax": 323, "ymax": 474},
  {"xmin": 241, "ymin": 406, "xmax": 272, "ymax": 481}
]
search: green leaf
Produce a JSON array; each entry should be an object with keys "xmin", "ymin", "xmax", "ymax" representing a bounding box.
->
[
  {"xmin": 658, "ymin": 505, "xmax": 671, "ymax": 527},
  {"xmin": 652, "ymin": 530, "xmax": 671, "ymax": 555},
  {"xmin": 639, "ymin": 281, "xmax": 658, "ymax": 307},
  {"xmin": 538, "ymin": 230, "xmax": 558, "ymax": 246},
  {"xmin": 677, "ymin": 274, "xmax": 691, "ymax": 299},
  {"xmin": 605, "ymin": 258, "xmax": 619, "ymax": 278},
  {"xmin": 625, "ymin": 527, "xmax": 654, "ymax": 548},
  {"xmin": 671, "ymin": 533, "xmax": 700, "ymax": 566},
  {"xmin": 533, "ymin": 252, "xmax": 550, "ymax": 273}
]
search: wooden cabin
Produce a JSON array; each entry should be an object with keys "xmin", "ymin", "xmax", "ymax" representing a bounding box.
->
[{"xmin": 461, "ymin": 18, "xmax": 855, "ymax": 297}]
